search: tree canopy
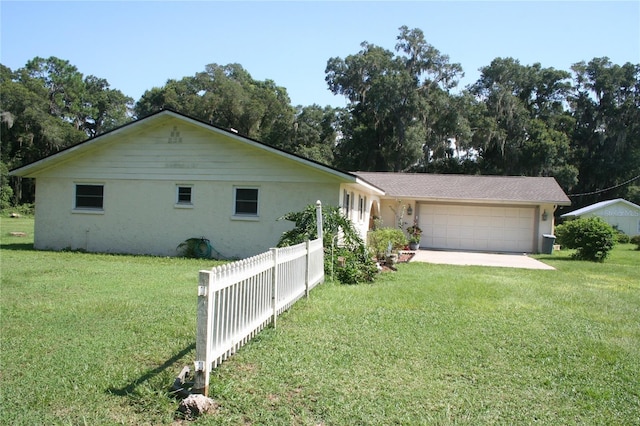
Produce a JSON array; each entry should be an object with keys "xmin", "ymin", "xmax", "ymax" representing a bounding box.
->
[
  {"xmin": 2, "ymin": 28, "xmax": 639, "ymax": 212},
  {"xmin": 1, "ymin": 57, "xmax": 133, "ymax": 202},
  {"xmin": 325, "ymin": 26, "xmax": 464, "ymax": 172}
]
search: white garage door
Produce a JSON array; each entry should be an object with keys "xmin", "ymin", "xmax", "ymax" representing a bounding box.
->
[{"xmin": 418, "ymin": 204, "xmax": 536, "ymax": 253}]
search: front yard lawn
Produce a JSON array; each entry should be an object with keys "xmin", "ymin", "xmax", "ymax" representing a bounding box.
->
[{"xmin": 1, "ymin": 217, "xmax": 638, "ymax": 424}]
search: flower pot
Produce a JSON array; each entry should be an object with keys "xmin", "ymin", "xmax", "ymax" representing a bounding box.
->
[{"xmin": 409, "ymin": 242, "xmax": 420, "ymax": 250}]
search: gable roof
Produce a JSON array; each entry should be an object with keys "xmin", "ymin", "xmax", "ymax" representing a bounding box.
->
[
  {"xmin": 9, "ymin": 109, "xmax": 383, "ymax": 194},
  {"xmin": 353, "ymin": 172, "xmax": 571, "ymax": 205},
  {"xmin": 561, "ymin": 198, "xmax": 640, "ymax": 217}
]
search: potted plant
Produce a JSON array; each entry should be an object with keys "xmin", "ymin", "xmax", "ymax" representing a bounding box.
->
[{"xmin": 406, "ymin": 223, "xmax": 422, "ymax": 250}]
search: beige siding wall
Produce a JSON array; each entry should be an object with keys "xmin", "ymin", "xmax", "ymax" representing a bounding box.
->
[
  {"xmin": 38, "ymin": 117, "xmax": 342, "ymax": 184},
  {"xmin": 538, "ymin": 203, "xmax": 557, "ymax": 250},
  {"xmin": 582, "ymin": 210, "xmax": 640, "ymax": 236},
  {"xmin": 339, "ymin": 184, "xmax": 380, "ymax": 241},
  {"xmin": 34, "ymin": 177, "xmax": 339, "ymax": 258},
  {"xmin": 378, "ymin": 199, "xmax": 412, "ymax": 230},
  {"xmin": 31, "ymin": 118, "xmax": 347, "ymax": 258}
]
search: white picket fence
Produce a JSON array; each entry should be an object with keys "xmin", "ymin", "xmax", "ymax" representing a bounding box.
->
[{"xmin": 192, "ymin": 236, "xmax": 324, "ymax": 395}]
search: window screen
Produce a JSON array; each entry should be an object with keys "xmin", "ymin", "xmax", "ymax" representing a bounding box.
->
[
  {"xmin": 235, "ymin": 188, "xmax": 259, "ymax": 215},
  {"xmin": 177, "ymin": 186, "xmax": 192, "ymax": 204},
  {"xmin": 75, "ymin": 184, "xmax": 104, "ymax": 209}
]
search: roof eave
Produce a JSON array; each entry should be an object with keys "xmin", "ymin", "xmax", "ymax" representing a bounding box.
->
[
  {"xmin": 354, "ymin": 178, "xmax": 386, "ymax": 195},
  {"xmin": 381, "ymin": 195, "xmax": 571, "ymax": 206}
]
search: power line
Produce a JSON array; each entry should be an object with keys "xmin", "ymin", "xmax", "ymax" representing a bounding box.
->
[{"xmin": 567, "ymin": 174, "xmax": 640, "ymax": 197}]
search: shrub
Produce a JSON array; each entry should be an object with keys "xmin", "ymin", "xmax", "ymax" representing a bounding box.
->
[
  {"xmin": 0, "ymin": 203, "xmax": 34, "ymax": 217},
  {"xmin": 630, "ymin": 235, "xmax": 640, "ymax": 250},
  {"xmin": 406, "ymin": 223, "xmax": 422, "ymax": 244},
  {"xmin": 333, "ymin": 246, "xmax": 379, "ymax": 285},
  {"xmin": 10, "ymin": 203, "xmax": 34, "ymax": 216},
  {"xmin": 277, "ymin": 204, "xmax": 377, "ymax": 284},
  {"xmin": 555, "ymin": 217, "xmax": 617, "ymax": 262},
  {"xmin": 615, "ymin": 230, "xmax": 631, "ymax": 244},
  {"xmin": 367, "ymin": 228, "xmax": 407, "ymax": 260},
  {"xmin": 0, "ymin": 161, "xmax": 13, "ymax": 211}
]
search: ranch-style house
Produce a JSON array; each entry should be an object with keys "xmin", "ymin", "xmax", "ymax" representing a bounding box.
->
[{"xmin": 10, "ymin": 109, "xmax": 571, "ymax": 258}]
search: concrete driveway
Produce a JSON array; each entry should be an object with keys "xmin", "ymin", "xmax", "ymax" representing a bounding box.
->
[{"xmin": 409, "ymin": 249, "xmax": 555, "ymax": 270}]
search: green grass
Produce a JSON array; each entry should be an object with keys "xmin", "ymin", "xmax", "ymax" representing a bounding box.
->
[{"xmin": 1, "ymin": 217, "xmax": 639, "ymax": 425}]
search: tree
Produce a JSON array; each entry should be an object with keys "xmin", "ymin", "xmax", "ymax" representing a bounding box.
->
[
  {"xmin": 326, "ymin": 41, "xmax": 417, "ymax": 171},
  {"xmin": 415, "ymin": 90, "xmax": 479, "ymax": 173},
  {"xmin": 1, "ymin": 63, "xmax": 85, "ymax": 203},
  {"xmin": 470, "ymin": 58, "xmax": 576, "ymax": 188},
  {"xmin": 569, "ymin": 58, "xmax": 640, "ymax": 206},
  {"xmin": 19, "ymin": 57, "xmax": 132, "ymax": 137},
  {"xmin": 80, "ymin": 75, "xmax": 132, "ymax": 137},
  {"xmin": 326, "ymin": 27, "xmax": 463, "ymax": 172},
  {"xmin": 0, "ymin": 161, "xmax": 13, "ymax": 211},
  {"xmin": 135, "ymin": 63, "xmax": 296, "ymax": 151},
  {"xmin": 290, "ymin": 104, "xmax": 339, "ymax": 165},
  {"xmin": 1, "ymin": 57, "xmax": 132, "ymax": 204}
]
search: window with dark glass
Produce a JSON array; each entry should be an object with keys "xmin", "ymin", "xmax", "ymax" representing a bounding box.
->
[
  {"xmin": 234, "ymin": 188, "xmax": 259, "ymax": 215},
  {"xmin": 343, "ymin": 190, "xmax": 350, "ymax": 216},
  {"xmin": 75, "ymin": 184, "xmax": 104, "ymax": 209},
  {"xmin": 177, "ymin": 186, "xmax": 192, "ymax": 204}
]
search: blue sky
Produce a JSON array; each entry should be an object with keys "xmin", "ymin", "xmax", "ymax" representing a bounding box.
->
[{"xmin": 1, "ymin": 1, "xmax": 638, "ymax": 108}]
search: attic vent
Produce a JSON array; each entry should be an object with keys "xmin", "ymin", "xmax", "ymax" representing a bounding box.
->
[{"xmin": 168, "ymin": 126, "xmax": 183, "ymax": 144}]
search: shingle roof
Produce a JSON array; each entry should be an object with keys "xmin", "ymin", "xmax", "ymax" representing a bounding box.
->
[
  {"xmin": 353, "ymin": 172, "xmax": 571, "ymax": 205},
  {"xmin": 561, "ymin": 198, "xmax": 640, "ymax": 217}
]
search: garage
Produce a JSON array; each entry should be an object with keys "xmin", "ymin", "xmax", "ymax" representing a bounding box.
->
[
  {"xmin": 418, "ymin": 204, "xmax": 536, "ymax": 253},
  {"xmin": 352, "ymin": 172, "xmax": 570, "ymax": 254}
]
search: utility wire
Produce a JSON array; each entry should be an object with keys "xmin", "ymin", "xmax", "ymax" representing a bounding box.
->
[{"xmin": 567, "ymin": 174, "xmax": 640, "ymax": 197}]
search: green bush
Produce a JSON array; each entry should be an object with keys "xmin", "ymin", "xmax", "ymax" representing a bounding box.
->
[
  {"xmin": 555, "ymin": 217, "xmax": 617, "ymax": 262},
  {"xmin": 615, "ymin": 230, "xmax": 631, "ymax": 244},
  {"xmin": 367, "ymin": 228, "xmax": 407, "ymax": 260},
  {"xmin": 0, "ymin": 161, "xmax": 13, "ymax": 211},
  {"xmin": 0, "ymin": 203, "xmax": 35, "ymax": 217},
  {"xmin": 630, "ymin": 235, "xmax": 640, "ymax": 250},
  {"xmin": 333, "ymin": 246, "xmax": 379, "ymax": 285},
  {"xmin": 278, "ymin": 204, "xmax": 378, "ymax": 284}
]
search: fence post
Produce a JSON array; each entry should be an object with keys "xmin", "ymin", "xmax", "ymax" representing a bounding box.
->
[
  {"xmin": 271, "ymin": 247, "xmax": 278, "ymax": 329},
  {"xmin": 305, "ymin": 239, "xmax": 311, "ymax": 298},
  {"xmin": 316, "ymin": 200, "xmax": 323, "ymax": 240},
  {"xmin": 193, "ymin": 270, "xmax": 212, "ymax": 395}
]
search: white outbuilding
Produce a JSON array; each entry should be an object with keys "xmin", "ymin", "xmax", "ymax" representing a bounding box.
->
[{"xmin": 560, "ymin": 198, "xmax": 640, "ymax": 236}]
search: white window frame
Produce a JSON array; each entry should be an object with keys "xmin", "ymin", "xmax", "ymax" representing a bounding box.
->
[
  {"xmin": 343, "ymin": 190, "xmax": 350, "ymax": 217},
  {"xmin": 233, "ymin": 186, "xmax": 259, "ymax": 218},
  {"xmin": 358, "ymin": 195, "xmax": 364, "ymax": 221},
  {"xmin": 73, "ymin": 183, "xmax": 104, "ymax": 213}
]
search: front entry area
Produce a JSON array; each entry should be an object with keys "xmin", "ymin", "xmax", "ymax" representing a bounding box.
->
[{"xmin": 418, "ymin": 204, "xmax": 536, "ymax": 253}]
